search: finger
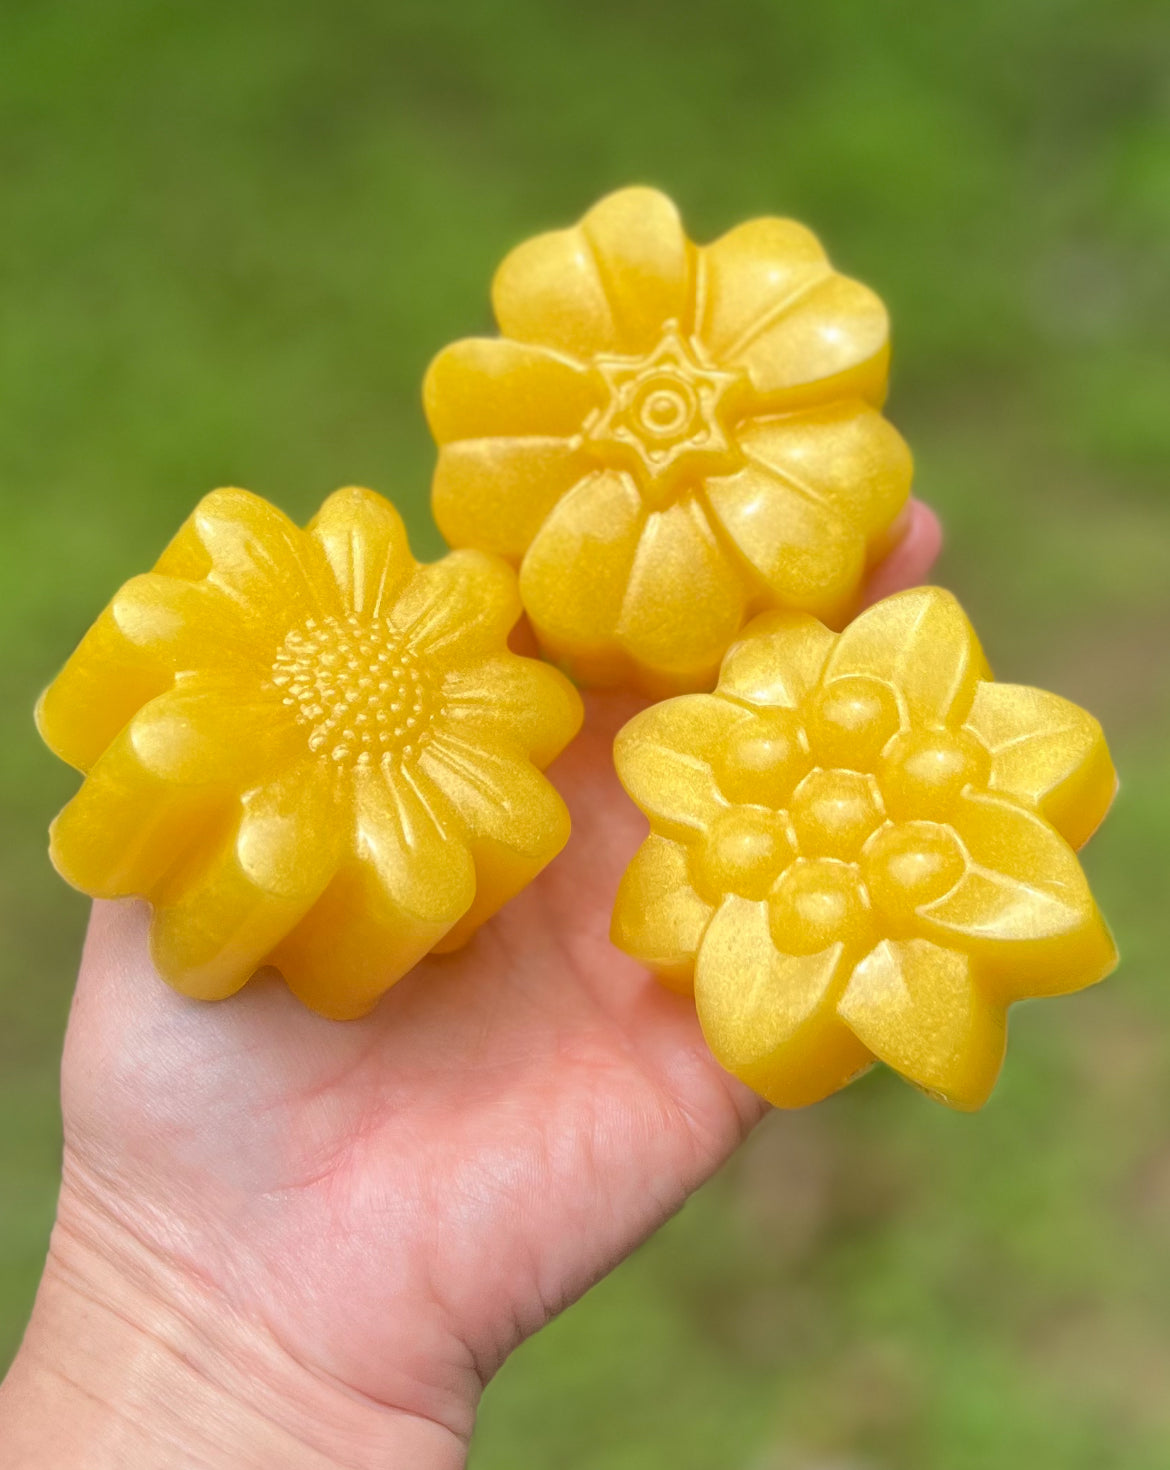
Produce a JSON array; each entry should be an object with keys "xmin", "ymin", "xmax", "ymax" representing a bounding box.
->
[{"xmin": 861, "ymin": 497, "xmax": 942, "ymax": 607}]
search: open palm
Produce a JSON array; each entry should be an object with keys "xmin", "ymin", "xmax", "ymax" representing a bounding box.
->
[{"xmin": 55, "ymin": 506, "xmax": 939, "ymax": 1442}]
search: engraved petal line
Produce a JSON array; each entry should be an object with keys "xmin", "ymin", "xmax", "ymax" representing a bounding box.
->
[
  {"xmin": 738, "ymin": 442, "xmax": 836, "ymax": 511},
  {"xmin": 718, "ymin": 269, "xmax": 831, "ymax": 364},
  {"xmin": 690, "ymin": 250, "xmax": 710, "ymax": 345},
  {"xmin": 426, "ymin": 731, "xmax": 512, "ymax": 806},
  {"xmin": 396, "ymin": 760, "xmax": 452, "ymax": 842}
]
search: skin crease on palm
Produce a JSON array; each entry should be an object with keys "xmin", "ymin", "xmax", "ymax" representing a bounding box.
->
[{"xmin": 27, "ymin": 502, "xmax": 940, "ymax": 1455}]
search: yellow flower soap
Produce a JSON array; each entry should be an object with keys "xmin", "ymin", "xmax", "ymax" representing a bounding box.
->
[
  {"xmin": 611, "ymin": 587, "xmax": 1117, "ymax": 1109},
  {"xmin": 425, "ymin": 186, "xmax": 912, "ymax": 696},
  {"xmin": 38, "ymin": 486, "xmax": 583, "ymax": 1018}
]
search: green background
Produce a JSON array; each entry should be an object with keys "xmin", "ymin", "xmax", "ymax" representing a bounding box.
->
[{"xmin": 3, "ymin": 2, "xmax": 1170, "ymax": 1464}]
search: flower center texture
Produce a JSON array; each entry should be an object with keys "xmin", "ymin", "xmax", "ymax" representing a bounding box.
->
[
  {"xmin": 587, "ymin": 323, "xmax": 746, "ymax": 507},
  {"xmin": 805, "ymin": 676, "xmax": 902, "ymax": 772},
  {"xmin": 769, "ymin": 858, "xmax": 871, "ymax": 956},
  {"xmin": 695, "ymin": 805, "xmax": 797, "ymax": 901},
  {"xmin": 880, "ymin": 728, "xmax": 990, "ymax": 820},
  {"xmin": 861, "ymin": 821, "xmax": 966, "ymax": 924},
  {"xmin": 716, "ymin": 709, "xmax": 811, "ymax": 809},
  {"xmin": 269, "ymin": 614, "xmax": 442, "ymax": 768},
  {"xmin": 790, "ymin": 767, "xmax": 885, "ymax": 861}
]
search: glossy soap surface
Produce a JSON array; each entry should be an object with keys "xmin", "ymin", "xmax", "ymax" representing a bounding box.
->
[
  {"xmin": 426, "ymin": 186, "xmax": 912, "ymax": 696},
  {"xmin": 612, "ymin": 587, "xmax": 1117, "ymax": 1109},
  {"xmin": 38, "ymin": 486, "xmax": 582, "ymax": 1018}
]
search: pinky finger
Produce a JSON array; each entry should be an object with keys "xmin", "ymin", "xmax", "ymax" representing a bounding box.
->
[{"xmin": 862, "ymin": 498, "xmax": 943, "ymax": 608}]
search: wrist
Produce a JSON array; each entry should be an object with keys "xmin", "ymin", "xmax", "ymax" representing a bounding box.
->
[{"xmin": 0, "ymin": 1185, "xmax": 469, "ymax": 1470}]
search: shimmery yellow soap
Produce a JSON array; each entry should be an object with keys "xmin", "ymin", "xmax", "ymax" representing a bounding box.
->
[
  {"xmin": 425, "ymin": 186, "xmax": 912, "ymax": 696},
  {"xmin": 611, "ymin": 587, "xmax": 1117, "ymax": 1110},
  {"xmin": 38, "ymin": 486, "xmax": 582, "ymax": 1018}
]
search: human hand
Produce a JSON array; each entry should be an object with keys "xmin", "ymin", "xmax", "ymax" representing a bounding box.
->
[{"xmin": 0, "ymin": 503, "xmax": 940, "ymax": 1470}]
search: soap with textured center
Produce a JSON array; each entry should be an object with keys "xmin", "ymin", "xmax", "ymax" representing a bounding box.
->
[
  {"xmin": 425, "ymin": 185, "xmax": 912, "ymax": 696},
  {"xmin": 38, "ymin": 486, "xmax": 583, "ymax": 1018},
  {"xmin": 611, "ymin": 586, "xmax": 1117, "ymax": 1109}
]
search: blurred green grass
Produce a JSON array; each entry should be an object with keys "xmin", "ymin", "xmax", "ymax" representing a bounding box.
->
[{"xmin": 3, "ymin": 1, "xmax": 1170, "ymax": 1464}]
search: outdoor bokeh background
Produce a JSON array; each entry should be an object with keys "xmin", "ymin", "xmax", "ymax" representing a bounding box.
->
[{"xmin": 3, "ymin": 2, "xmax": 1170, "ymax": 1464}]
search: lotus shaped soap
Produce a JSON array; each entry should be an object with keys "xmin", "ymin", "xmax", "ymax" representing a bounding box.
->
[
  {"xmin": 426, "ymin": 186, "xmax": 912, "ymax": 694},
  {"xmin": 612, "ymin": 587, "xmax": 1117, "ymax": 1109},
  {"xmin": 38, "ymin": 486, "xmax": 582, "ymax": 1018}
]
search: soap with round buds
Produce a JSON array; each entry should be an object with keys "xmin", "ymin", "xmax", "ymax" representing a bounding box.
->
[{"xmin": 611, "ymin": 586, "xmax": 1117, "ymax": 1109}]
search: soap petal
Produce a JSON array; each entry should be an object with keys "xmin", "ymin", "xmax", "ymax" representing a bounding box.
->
[
  {"xmin": 519, "ymin": 469, "xmax": 645, "ymax": 663},
  {"xmin": 442, "ymin": 654, "xmax": 583, "ymax": 769},
  {"xmin": 610, "ymin": 834, "xmax": 713, "ymax": 994},
  {"xmin": 964, "ymin": 682, "xmax": 1117, "ymax": 850},
  {"xmin": 308, "ymin": 487, "xmax": 415, "ymax": 619},
  {"xmin": 432, "ymin": 435, "xmax": 594, "ymax": 563},
  {"xmin": 922, "ymin": 790, "xmax": 1118, "ymax": 998},
  {"xmin": 821, "ymin": 586, "xmax": 990, "ymax": 726},
  {"xmin": 737, "ymin": 402, "xmax": 913, "ymax": 538},
  {"xmin": 273, "ymin": 863, "xmax": 446, "ymax": 1020},
  {"xmin": 717, "ymin": 611, "xmax": 836, "ymax": 709},
  {"xmin": 126, "ymin": 674, "xmax": 300, "ymax": 785},
  {"xmin": 695, "ymin": 895, "xmax": 873, "ymax": 1108},
  {"xmin": 156, "ymin": 488, "xmax": 334, "ymax": 621},
  {"xmin": 492, "ymin": 220, "xmax": 620, "ymax": 359},
  {"xmin": 36, "ymin": 574, "xmax": 264, "ymax": 773},
  {"xmin": 110, "ymin": 573, "xmax": 266, "ymax": 667},
  {"xmin": 393, "ymin": 549, "xmax": 521, "ymax": 662},
  {"xmin": 48, "ymin": 682, "xmax": 296, "ymax": 899},
  {"xmin": 423, "ymin": 337, "xmax": 600, "ymax": 443},
  {"xmin": 275, "ymin": 770, "xmax": 479, "ymax": 1020},
  {"xmin": 697, "ymin": 218, "xmax": 827, "ymax": 351},
  {"xmin": 616, "ymin": 499, "xmax": 747, "ymax": 686},
  {"xmin": 614, "ymin": 694, "xmax": 748, "ymax": 835},
  {"xmin": 428, "ymin": 840, "xmax": 550, "ymax": 957},
  {"xmin": 705, "ymin": 458, "xmax": 866, "ymax": 627},
  {"xmin": 579, "ymin": 186, "xmax": 694, "ymax": 352},
  {"xmin": 354, "ymin": 764, "xmax": 476, "ymax": 926},
  {"xmin": 731, "ymin": 276, "xmax": 890, "ymax": 408},
  {"xmin": 838, "ymin": 938, "xmax": 1005, "ymax": 1110},
  {"xmin": 419, "ymin": 733, "xmax": 570, "ymax": 859},
  {"xmin": 148, "ymin": 760, "xmax": 341, "ymax": 1001},
  {"xmin": 50, "ymin": 751, "xmax": 221, "ymax": 900},
  {"xmin": 697, "ymin": 218, "xmax": 888, "ymax": 407}
]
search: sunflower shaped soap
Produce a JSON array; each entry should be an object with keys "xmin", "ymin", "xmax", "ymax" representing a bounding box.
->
[
  {"xmin": 426, "ymin": 186, "xmax": 912, "ymax": 695},
  {"xmin": 612, "ymin": 587, "xmax": 1117, "ymax": 1109},
  {"xmin": 38, "ymin": 486, "xmax": 582, "ymax": 1018}
]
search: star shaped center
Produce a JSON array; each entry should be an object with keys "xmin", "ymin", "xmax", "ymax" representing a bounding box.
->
[{"xmin": 585, "ymin": 325, "xmax": 747, "ymax": 507}]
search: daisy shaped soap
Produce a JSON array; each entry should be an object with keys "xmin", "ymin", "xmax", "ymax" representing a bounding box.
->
[
  {"xmin": 612, "ymin": 587, "xmax": 1117, "ymax": 1109},
  {"xmin": 38, "ymin": 487, "xmax": 582, "ymax": 1018},
  {"xmin": 426, "ymin": 186, "xmax": 912, "ymax": 695}
]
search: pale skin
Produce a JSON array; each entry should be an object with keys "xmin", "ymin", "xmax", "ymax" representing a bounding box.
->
[{"xmin": 0, "ymin": 506, "xmax": 940, "ymax": 1470}]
